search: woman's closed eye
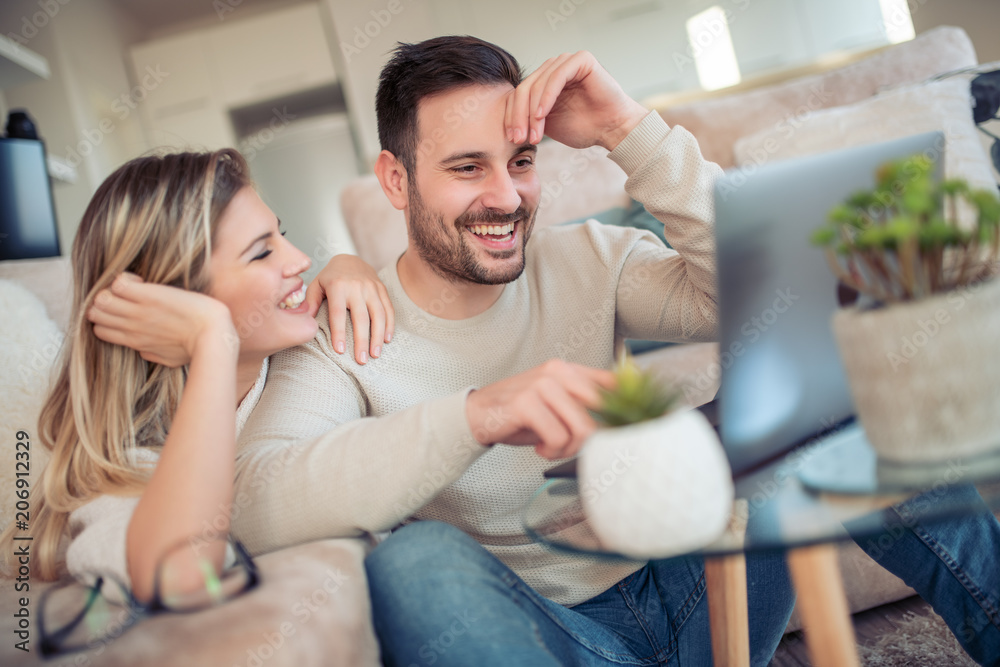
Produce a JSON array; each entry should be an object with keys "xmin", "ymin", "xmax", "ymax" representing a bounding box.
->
[{"xmin": 252, "ymin": 248, "xmax": 273, "ymax": 261}]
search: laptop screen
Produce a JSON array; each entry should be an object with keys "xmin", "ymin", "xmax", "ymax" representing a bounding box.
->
[{"xmin": 713, "ymin": 131, "xmax": 944, "ymax": 473}]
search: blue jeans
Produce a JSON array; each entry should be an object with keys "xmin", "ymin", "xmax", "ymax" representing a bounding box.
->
[
  {"xmin": 365, "ymin": 521, "xmax": 795, "ymax": 667},
  {"xmin": 846, "ymin": 482, "xmax": 1000, "ymax": 666}
]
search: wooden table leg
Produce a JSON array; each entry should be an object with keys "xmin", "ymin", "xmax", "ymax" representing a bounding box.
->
[
  {"xmin": 705, "ymin": 552, "xmax": 750, "ymax": 667},
  {"xmin": 785, "ymin": 543, "xmax": 860, "ymax": 667}
]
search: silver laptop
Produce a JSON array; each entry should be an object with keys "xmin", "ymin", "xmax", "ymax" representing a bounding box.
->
[{"xmin": 714, "ymin": 131, "xmax": 944, "ymax": 476}]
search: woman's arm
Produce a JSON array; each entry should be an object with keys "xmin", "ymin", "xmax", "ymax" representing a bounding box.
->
[{"xmin": 89, "ymin": 275, "xmax": 239, "ymax": 602}]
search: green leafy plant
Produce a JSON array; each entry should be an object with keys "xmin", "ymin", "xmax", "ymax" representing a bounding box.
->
[
  {"xmin": 811, "ymin": 154, "xmax": 1000, "ymax": 304},
  {"xmin": 593, "ymin": 356, "xmax": 682, "ymax": 427}
]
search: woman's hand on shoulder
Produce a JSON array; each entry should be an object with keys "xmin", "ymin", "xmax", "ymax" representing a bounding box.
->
[
  {"xmin": 304, "ymin": 253, "xmax": 394, "ymax": 365},
  {"xmin": 87, "ymin": 273, "xmax": 236, "ymax": 367}
]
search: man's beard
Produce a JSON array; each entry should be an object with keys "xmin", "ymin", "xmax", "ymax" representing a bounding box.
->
[{"xmin": 407, "ymin": 187, "xmax": 536, "ymax": 285}]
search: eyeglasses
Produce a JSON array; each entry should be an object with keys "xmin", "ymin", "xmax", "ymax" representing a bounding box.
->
[{"xmin": 39, "ymin": 536, "xmax": 259, "ymax": 658}]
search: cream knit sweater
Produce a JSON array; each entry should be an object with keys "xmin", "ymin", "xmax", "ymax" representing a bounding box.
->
[{"xmin": 234, "ymin": 112, "xmax": 723, "ymax": 606}]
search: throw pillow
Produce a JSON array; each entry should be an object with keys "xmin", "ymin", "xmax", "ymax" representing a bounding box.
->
[
  {"xmin": 0, "ymin": 280, "xmax": 59, "ymax": 530},
  {"xmin": 732, "ymin": 77, "xmax": 997, "ymax": 228},
  {"xmin": 563, "ymin": 203, "xmax": 675, "ymax": 355}
]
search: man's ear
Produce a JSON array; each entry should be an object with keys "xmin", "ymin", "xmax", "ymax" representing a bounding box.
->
[{"xmin": 374, "ymin": 150, "xmax": 408, "ymax": 211}]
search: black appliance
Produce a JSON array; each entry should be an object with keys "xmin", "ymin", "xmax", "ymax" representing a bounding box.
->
[{"xmin": 0, "ymin": 110, "xmax": 60, "ymax": 260}]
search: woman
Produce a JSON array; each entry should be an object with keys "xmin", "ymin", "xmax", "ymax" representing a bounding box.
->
[{"xmin": 0, "ymin": 149, "xmax": 392, "ymax": 602}]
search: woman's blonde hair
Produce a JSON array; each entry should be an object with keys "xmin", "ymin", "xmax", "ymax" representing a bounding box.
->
[{"xmin": 0, "ymin": 149, "xmax": 251, "ymax": 579}]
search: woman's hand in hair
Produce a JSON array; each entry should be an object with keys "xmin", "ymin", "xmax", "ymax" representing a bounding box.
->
[
  {"xmin": 304, "ymin": 254, "xmax": 395, "ymax": 365},
  {"xmin": 88, "ymin": 273, "xmax": 237, "ymax": 367}
]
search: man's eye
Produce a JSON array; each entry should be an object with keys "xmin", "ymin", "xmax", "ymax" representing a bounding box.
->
[
  {"xmin": 453, "ymin": 165, "xmax": 478, "ymax": 174},
  {"xmin": 252, "ymin": 249, "xmax": 273, "ymax": 261},
  {"xmin": 513, "ymin": 158, "xmax": 533, "ymax": 168}
]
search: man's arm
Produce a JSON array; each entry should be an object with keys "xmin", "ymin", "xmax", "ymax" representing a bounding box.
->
[
  {"xmin": 234, "ymin": 307, "xmax": 616, "ymax": 554},
  {"xmin": 610, "ymin": 112, "xmax": 722, "ymax": 343},
  {"xmin": 505, "ymin": 52, "xmax": 720, "ymax": 343},
  {"xmin": 233, "ymin": 334, "xmax": 486, "ymax": 554}
]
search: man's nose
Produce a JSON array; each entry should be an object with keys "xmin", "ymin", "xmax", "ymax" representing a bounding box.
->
[{"xmin": 479, "ymin": 169, "xmax": 521, "ymax": 214}]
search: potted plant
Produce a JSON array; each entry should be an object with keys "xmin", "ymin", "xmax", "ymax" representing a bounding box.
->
[
  {"xmin": 578, "ymin": 356, "xmax": 733, "ymax": 559},
  {"xmin": 811, "ymin": 154, "xmax": 1000, "ymax": 464}
]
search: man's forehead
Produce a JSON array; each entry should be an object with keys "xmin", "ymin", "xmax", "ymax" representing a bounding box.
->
[{"xmin": 414, "ymin": 83, "xmax": 514, "ymax": 159}]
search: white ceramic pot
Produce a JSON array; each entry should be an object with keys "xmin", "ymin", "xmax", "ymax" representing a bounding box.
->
[
  {"xmin": 578, "ymin": 408, "xmax": 733, "ymax": 560},
  {"xmin": 832, "ymin": 277, "xmax": 1000, "ymax": 464}
]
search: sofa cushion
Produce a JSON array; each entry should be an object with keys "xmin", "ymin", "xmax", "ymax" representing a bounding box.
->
[
  {"xmin": 0, "ymin": 280, "xmax": 58, "ymax": 530},
  {"xmin": 659, "ymin": 26, "xmax": 978, "ymax": 168},
  {"xmin": 732, "ymin": 77, "xmax": 996, "ymax": 229},
  {"xmin": 0, "ymin": 257, "xmax": 73, "ymax": 331}
]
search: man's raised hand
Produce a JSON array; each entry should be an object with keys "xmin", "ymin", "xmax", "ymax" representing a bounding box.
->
[{"xmin": 503, "ymin": 51, "xmax": 649, "ymax": 152}]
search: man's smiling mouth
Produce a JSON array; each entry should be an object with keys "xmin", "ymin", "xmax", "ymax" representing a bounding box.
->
[{"xmin": 467, "ymin": 222, "xmax": 515, "ymax": 239}]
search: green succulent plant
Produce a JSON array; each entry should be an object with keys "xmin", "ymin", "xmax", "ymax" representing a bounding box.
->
[
  {"xmin": 593, "ymin": 356, "xmax": 682, "ymax": 427},
  {"xmin": 810, "ymin": 153, "xmax": 1000, "ymax": 304}
]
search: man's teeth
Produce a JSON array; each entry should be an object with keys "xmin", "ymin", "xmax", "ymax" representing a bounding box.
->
[
  {"xmin": 279, "ymin": 287, "xmax": 306, "ymax": 310},
  {"xmin": 469, "ymin": 222, "xmax": 515, "ymax": 237}
]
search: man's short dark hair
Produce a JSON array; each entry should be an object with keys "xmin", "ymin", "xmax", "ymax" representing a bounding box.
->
[{"xmin": 376, "ymin": 35, "xmax": 522, "ymax": 173}]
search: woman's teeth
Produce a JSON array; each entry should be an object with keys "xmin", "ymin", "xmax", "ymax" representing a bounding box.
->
[
  {"xmin": 469, "ymin": 222, "xmax": 515, "ymax": 237},
  {"xmin": 279, "ymin": 287, "xmax": 306, "ymax": 310}
]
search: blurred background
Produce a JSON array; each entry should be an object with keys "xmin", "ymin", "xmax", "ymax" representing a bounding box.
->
[{"xmin": 1, "ymin": 0, "xmax": 997, "ymax": 279}]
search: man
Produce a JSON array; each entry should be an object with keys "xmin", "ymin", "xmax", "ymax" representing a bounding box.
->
[
  {"xmin": 235, "ymin": 36, "xmax": 999, "ymax": 666},
  {"xmin": 236, "ymin": 35, "xmax": 792, "ymax": 665}
]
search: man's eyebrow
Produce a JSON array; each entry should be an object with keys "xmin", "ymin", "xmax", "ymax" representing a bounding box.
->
[
  {"xmin": 440, "ymin": 150, "xmax": 488, "ymax": 165},
  {"xmin": 440, "ymin": 143, "xmax": 538, "ymax": 165}
]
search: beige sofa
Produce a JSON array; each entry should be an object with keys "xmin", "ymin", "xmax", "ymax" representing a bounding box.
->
[
  {"xmin": 0, "ymin": 24, "xmax": 992, "ymax": 664},
  {"xmin": 0, "ymin": 274, "xmax": 381, "ymax": 664}
]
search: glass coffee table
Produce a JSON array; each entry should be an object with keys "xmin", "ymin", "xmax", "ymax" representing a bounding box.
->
[{"xmin": 524, "ymin": 425, "xmax": 1000, "ymax": 667}]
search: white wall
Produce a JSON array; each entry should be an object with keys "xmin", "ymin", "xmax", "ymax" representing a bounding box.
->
[
  {"xmin": 1, "ymin": 0, "xmax": 148, "ymax": 252},
  {"xmin": 322, "ymin": 0, "xmax": 903, "ymax": 166},
  {"xmin": 910, "ymin": 0, "xmax": 1000, "ymax": 64}
]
